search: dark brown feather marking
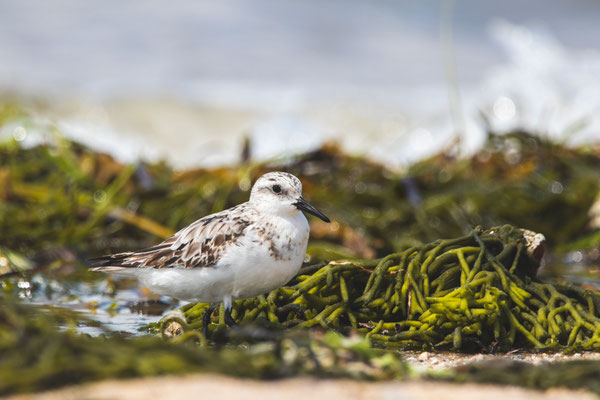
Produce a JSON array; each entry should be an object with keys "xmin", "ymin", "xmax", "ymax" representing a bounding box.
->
[{"xmin": 90, "ymin": 204, "xmax": 253, "ymax": 270}]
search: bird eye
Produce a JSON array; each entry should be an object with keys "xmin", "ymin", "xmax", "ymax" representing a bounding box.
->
[{"xmin": 272, "ymin": 184, "xmax": 281, "ymax": 193}]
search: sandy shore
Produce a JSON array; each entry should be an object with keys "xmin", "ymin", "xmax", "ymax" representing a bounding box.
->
[{"xmin": 5, "ymin": 374, "xmax": 598, "ymax": 400}]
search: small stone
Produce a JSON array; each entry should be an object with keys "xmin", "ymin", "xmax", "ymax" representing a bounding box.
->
[
  {"xmin": 163, "ymin": 321, "xmax": 184, "ymax": 338},
  {"xmin": 418, "ymin": 352, "xmax": 430, "ymax": 361}
]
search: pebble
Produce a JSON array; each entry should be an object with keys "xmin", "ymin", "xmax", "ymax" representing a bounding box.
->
[{"xmin": 400, "ymin": 351, "xmax": 600, "ymax": 370}]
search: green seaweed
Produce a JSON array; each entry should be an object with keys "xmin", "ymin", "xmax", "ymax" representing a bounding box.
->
[
  {"xmin": 0, "ymin": 298, "xmax": 406, "ymax": 395},
  {"xmin": 4, "ymin": 296, "xmax": 600, "ymax": 396},
  {"xmin": 179, "ymin": 226, "xmax": 600, "ymax": 351}
]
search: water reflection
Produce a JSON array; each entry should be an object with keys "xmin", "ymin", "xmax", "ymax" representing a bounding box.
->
[{"xmin": 5, "ymin": 269, "xmax": 177, "ymax": 335}]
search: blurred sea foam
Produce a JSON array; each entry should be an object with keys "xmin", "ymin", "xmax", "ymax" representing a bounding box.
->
[{"xmin": 1, "ymin": 0, "xmax": 599, "ymax": 168}]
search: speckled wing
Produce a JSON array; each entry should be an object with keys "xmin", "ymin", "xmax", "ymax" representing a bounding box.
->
[{"xmin": 90, "ymin": 204, "xmax": 253, "ymax": 270}]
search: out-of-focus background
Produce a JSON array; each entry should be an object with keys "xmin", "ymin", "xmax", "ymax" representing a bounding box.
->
[
  {"xmin": 1, "ymin": 0, "xmax": 599, "ymax": 167},
  {"xmin": 4, "ymin": 3, "xmax": 600, "ymax": 395}
]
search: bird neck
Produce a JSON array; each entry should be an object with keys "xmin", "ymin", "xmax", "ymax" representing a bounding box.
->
[{"xmin": 250, "ymin": 200, "xmax": 301, "ymax": 220}]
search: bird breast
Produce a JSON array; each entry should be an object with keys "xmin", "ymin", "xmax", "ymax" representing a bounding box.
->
[
  {"xmin": 223, "ymin": 212, "xmax": 309, "ymax": 299},
  {"xmin": 254, "ymin": 212, "xmax": 309, "ymax": 261}
]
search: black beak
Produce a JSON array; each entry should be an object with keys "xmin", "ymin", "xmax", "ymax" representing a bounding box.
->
[{"xmin": 294, "ymin": 196, "xmax": 330, "ymax": 223}]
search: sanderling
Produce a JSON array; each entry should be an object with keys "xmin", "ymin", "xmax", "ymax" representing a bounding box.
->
[{"xmin": 90, "ymin": 171, "xmax": 330, "ymax": 333}]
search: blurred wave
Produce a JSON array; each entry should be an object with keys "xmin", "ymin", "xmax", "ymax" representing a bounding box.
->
[{"xmin": 0, "ymin": 1, "xmax": 599, "ymax": 167}]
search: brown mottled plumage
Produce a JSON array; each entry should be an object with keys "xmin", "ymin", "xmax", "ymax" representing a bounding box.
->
[{"xmin": 90, "ymin": 204, "xmax": 253, "ymax": 271}]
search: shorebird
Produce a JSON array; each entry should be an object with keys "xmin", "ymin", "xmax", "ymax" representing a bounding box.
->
[{"xmin": 90, "ymin": 171, "xmax": 330, "ymax": 334}]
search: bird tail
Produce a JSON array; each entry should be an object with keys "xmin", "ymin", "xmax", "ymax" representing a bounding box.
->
[{"xmin": 88, "ymin": 252, "xmax": 135, "ymax": 272}]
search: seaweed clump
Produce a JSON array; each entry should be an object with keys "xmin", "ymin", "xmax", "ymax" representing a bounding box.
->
[
  {"xmin": 0, "ymin": 299, "xmax": 405, "ymax": 395},
  {"xmin": 184, "ymin": 225, "xmax": 600, "ymax": 351}
]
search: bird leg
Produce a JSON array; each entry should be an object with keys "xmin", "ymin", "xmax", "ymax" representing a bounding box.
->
[
  {"xmin": 223, "ymin": 295, "xmax": 237, "ymax": 327},
  {"xmin": 202, "ymin": 302, "xmax": 219, "ymax": 337},
  {"xmin": 224, "ymin": 306, "xmax": 237, "ymax": 327}
]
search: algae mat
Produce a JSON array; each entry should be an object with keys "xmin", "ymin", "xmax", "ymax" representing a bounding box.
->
[{"xmin": 176, "ymin": 226, "xmax": 600, "ymax": 351}]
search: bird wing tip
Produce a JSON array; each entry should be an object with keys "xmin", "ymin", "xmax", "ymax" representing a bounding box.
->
[{"xmin": 90, "ymin": 265, "xmax": 128, "ymax": 272}]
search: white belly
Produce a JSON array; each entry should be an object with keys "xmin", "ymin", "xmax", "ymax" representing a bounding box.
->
[{"xmin": 132, "ymin": 213, "xmax": 309, "ymax": 303}]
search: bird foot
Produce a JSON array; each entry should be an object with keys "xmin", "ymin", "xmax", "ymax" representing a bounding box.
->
[{"xmin": 202, "ymin": 303, "xmax": 219, "ymax": 338}]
